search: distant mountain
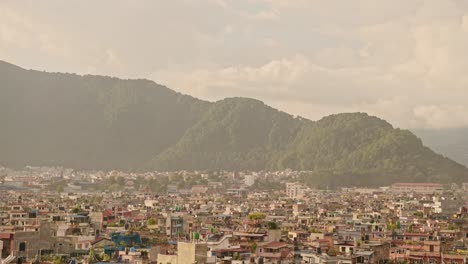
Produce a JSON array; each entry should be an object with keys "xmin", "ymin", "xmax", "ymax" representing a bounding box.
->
[
  {"xmin": 1, "ymin": 60, "xmax": 467, "ymax": 186},
  {"xmin": 413, "ymin": 128, "xmax": 468, "ymax": 167},
  {"xmin": 0, "ymin": 60, "xmax": 209, "ymax": 169}
]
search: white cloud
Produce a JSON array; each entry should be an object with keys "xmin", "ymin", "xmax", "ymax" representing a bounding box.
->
[
  {"xmin": 413, "ymin": 105, "xmax": 468, "ymax": 129},
  {"xmin": 249, "ymin": 10, "xmax": 279, "ymax": 20},
  {"xmin": 2, "ymin": 0, "xmax": 468, "ymax": 129}
]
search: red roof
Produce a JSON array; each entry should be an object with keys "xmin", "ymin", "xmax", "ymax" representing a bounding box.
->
[
  {"xmin": 103, "ymin": 209, "xmax": 114, "ymax": 217},
  {"xmin": 0, "ymin": 233, "xmax": 13, "ymax": 239},
  {"xmin": 261, "ymin": 241, "xmax": 289, "ymax": 249}
]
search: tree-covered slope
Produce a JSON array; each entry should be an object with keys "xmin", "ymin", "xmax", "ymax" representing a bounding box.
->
[
  {"xmin": 1, "ymin": 60, "xmax": 467, "ymax": 186},
  {"xmin": 0, "ymin": 61, "xmax": 209, "ymax": 169},
  {"xmin": 152, "ymin": 109, "xmax": 468, "ymax": 186},
  {"xmin": 279, "ymin": 114, "xmax": 468, "ymax": 186},
  {"xmin": 150, "ymin": 97, "xmax": 304, "ymax": 170}
]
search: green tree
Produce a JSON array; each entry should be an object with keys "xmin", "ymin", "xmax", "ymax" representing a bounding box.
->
[
  {"xmin": 52, "ymin": 256, "xmax": 63, "ymax": 264},
  {"xmin": 88, "ymin": 248, "xmax": 96, "ymax": 264},
  {"xmin": 101, "ymin": 253, "xmax": 111, "ymax": 262},
  {"xmin": 251, "ymin": 242, "xmax": 257, "ymax": 253},
  {"xmin": 248, "ymin": 212, "xmax": 266, "ymax": 221},
  {"xmin": 267, "ymin": 222, "xmax": 279, "ymax": 230}
]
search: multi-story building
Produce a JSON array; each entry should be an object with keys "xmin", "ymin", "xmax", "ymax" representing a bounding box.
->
[
  {"xmin": 391, "ymin": 183, "xmax": 443, "ymax": 194},
  {"xmin": 166, "ymin": 215, "xmax": 184, "ymax": 238},
  {"xmin": 286, "ymin": 182, "xmax": 306, "ymax": 198}
]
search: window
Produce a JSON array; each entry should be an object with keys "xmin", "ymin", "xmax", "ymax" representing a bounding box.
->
[{"xmin": 19, "ymin": 242, "xmax": 26, "ymax": 252}]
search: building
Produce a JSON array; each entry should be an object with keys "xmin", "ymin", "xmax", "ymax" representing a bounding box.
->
[
  {"xmin": 157, "ymin": 241, "xmax": 212, "ymax": 264},
  {"xmin": 256, "ymin": 241, "xmax": 293, "ymax": 263},
  {"xmin": 244, "ymin": 175, "xmax": 256, "ymax": 187},
  {"xmin": 286, "ymin": 182, "xmax": 306, "ymax": 198},
  {"xmin": 166, "ymin": 215, "xmax": 184, "ymax": 238},
  {"xmin": 462, "ymin": 183, "xmax": 468, "ymax": 191},
  {"xmin": 391, "ymin": 183, "xmax": 443, "ymax": 194}
]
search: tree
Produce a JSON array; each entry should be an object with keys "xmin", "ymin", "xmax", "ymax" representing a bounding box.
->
[
  {"xmin": 88, "ymin": 248, "xmax": 96, "ymax": 264},
  {"xmin": 267, "ymin": 221, "xmax": 279, "ymax": 230},
  {"xmin": 310, "ymin": 227, "xmax": 320, "ymax": 233},
  {"xmin": 101, "ymin": 253, "xmax": 111, "ymax": 262},
  {"xmin": 147, "ymin": 218, "xmax": 157, "ymax": 225},
  {"xmin": 251, "ymin": 242, "xmax": 257, "ymax": 253},
  {"xmin": 248, "ymin": 212, "xmax": 266, "ymax": 221},
  {"xmin": 52, "ymin": 256, "xmax": 62, "ymax": 264}
]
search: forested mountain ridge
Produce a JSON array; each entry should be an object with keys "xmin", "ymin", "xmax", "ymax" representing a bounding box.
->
[
  {"xmin": 1, "ymin": 60, "xmax": 467, "ymax": 186},
  {"xmin": 0, "ymin": 60, "xmax": 209, "ymax": 169}
]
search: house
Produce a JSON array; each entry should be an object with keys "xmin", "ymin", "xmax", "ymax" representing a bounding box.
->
[{"xmin": 256, "ymin": 241, "xmax": 293, "ymax": 263}]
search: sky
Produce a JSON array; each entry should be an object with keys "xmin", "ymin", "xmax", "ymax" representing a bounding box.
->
[{"xmin": 1, "ymin": 0, "xmax": 468, "ymax": 130}]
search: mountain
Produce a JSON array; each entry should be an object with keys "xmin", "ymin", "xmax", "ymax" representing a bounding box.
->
[
  {"xmin": 1, "ymin": 60, "xmax": 467, "ymax": 186},
  {"xmin": 150, "ymin": 97, "xmax": 304, "ymax": 171},
  {"xmin": 413, "ymin": 128, "xmax": 468, "ymax": 167},
  {"xmin": 0, "ymin": 61, "xmax": 209, "ymax": 169}
]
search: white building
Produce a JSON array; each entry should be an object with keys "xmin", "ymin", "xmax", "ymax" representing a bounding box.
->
[
  {"xmin": 244, "ymin": 175, "xmax": 256, "ymax": 186},
  {"xmin": 286, "ymin": 182, "xmax": 306, "ymax": 198}
]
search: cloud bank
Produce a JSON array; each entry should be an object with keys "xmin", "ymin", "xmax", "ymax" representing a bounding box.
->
[{"xmin": 1, "ymin": 0, "xmax": 468, "ymax": 129}]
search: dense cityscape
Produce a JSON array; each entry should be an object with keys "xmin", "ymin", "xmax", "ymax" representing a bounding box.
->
[
  {"xmin": 2, "ymin": 1, "xmax": 468, "ymax": 264},
  {"xmin": 0, "ymin": 167, "xmax": 467, "ymax": 264}
]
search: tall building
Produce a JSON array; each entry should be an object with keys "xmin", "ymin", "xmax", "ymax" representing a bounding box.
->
[
  {"xmin": 165, "ymin": 214, "xmax": 184, "ymax": 238},
  {"xmin": 286, "ymin": 182, "xmax": 306, "ymax": 198}
]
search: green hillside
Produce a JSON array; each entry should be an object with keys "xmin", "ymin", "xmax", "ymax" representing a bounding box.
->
[
  {"xmin": 0, "ymin": 60, "xmax": 209, "ymax": 169},
  {"xmin": 1, "ymin": 60, "xmax": 467, "ymax": 186},
  {"xmin": 150, "ymin": 97, "xmax": 304, "ymax": 171}
]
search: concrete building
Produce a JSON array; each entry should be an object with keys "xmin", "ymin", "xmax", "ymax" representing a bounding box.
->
[
  {"xmin": 244, "ymin": 175, "xmax": 256, "ymax": 187},
  {"xmin": 166, "ymin": 215, "xmax": 184, "ymax": 238},
  {"xmin": 286, "ymin": 182, "xmax": 306, "ymax": 198},
  {"xmin": 0, "ymin": 221, "xmax": 54, "ymax": 262},
  {"xmin": 391, "ymin": 183, "xmax": 443, "ymax": 194},
  {"xmin": 157, "ymin": 242, "xmax": 211, "ymax": 264}
]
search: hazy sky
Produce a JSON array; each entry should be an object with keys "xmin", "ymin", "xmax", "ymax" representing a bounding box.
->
[{"xmin": 1, "ymin": 0, "xmax": 468, "ymax": 129}]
